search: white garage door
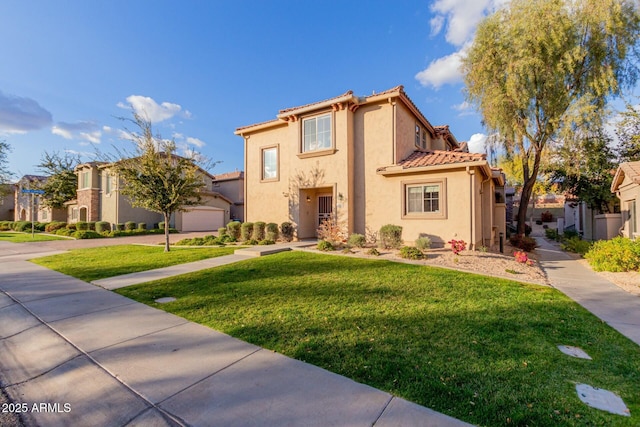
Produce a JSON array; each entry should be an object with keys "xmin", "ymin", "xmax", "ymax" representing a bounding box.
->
[{"xmin": 181, "ymin": 207, "xmax": 224, "ymax": 232}]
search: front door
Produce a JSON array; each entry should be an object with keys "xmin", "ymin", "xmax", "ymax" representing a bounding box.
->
[{"xmin": 318, "ymin": 195, "xmax": 333, "ymax": 227}]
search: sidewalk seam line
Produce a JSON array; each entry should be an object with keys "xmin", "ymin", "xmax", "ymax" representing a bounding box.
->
[{"xmin": 371, "ymin": 395, "xmax": 394, "ymax": 426}]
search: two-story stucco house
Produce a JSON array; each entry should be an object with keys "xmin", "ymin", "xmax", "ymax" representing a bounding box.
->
[
  {"xmin": 66, "ymin": 160, "xmax": 234, "ymax": 232},
  {"xmin": 235, "ymin": 86, "xmax": 506, "ymax": 248},
  {"xmin": 14, "ymin": 175, "xmax": 66, "ymax": 222}
]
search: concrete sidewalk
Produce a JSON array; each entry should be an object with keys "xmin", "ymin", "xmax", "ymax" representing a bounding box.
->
[
  {"xmin": 0, "ymin": 247, "xmax": 470, "ymax": 426},
  {"xmin": 535, "ymin": 235, "xmax": 640, "ymax": 346}
]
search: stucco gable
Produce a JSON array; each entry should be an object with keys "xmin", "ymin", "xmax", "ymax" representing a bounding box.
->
[{"xmin": 611, "ymin": 161, "xmax": 640, "ymax": 192}]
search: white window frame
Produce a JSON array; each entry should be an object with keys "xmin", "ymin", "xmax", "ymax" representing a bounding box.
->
[
  {"xmin": 402, "ymin": 179, "xmax": 447, "ymax": 220},
  {"xmin": 80, "ymin": 171, "xmax": 90, "ymax": 189},
  {"xmin": 302, "ymin": 113, "xmax": 332, "ymax": 153},
  {"xmin": 261, "ymin": 145, "xmax": 279, "ymax": 181}
]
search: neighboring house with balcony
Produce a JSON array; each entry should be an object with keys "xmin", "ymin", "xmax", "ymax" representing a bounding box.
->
[
  {"xmin": 14, "ymin": 175, "xmax": 66, "ymax": 222},
  {"xmin": 235, "ymin": 85, "xmax": 506, "ymax": 248},
  {"xmin": 65, "ymin": 160, "xmax": 233, "ymax": 232},
  {"xmin": 611, "ymin": 161, "xmax": 640, "ymax": 239}
]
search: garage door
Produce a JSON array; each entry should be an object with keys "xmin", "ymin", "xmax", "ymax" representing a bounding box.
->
[{"xmin": 181, "ymin": 207, "xmax": 224, "ymax": 232}]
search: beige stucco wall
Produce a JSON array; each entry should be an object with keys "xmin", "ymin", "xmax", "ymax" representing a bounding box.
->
[
  {"xmin": 616, "ymin": 174, "xmax": 640, "ymax": 239},
  {"xmin": 214, "ymin": 178, "xmax": 244, "ymax": 222}
]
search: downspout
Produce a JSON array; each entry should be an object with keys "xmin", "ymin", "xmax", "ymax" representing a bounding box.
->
[
  {"xmin": 467, "ymin": 167, "xmax": 476, "ymax": 250},
  {"xmin": 389, "ymin": 98, "xmax": 396, "ymax": 164},
  {"xmin": 478, "ymin": 173, "xmax": 491, "ymax": 247},
  {"xmin": 243, "ymin": 135, "xmax": 249, "ymax": 223}
]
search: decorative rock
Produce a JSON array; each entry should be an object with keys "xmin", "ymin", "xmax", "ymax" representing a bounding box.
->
[
  {"xmin": 557, "ymin": 345, "xmax": 592, "ymax": 360},
  {"xmin": 576, "ymin": 384, "xmax": 630, "ymax": 416},
  {"xmin": 155, "ymin": 297, "xmax": 177, "ymax": 304}
]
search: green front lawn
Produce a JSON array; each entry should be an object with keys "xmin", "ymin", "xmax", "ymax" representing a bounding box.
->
[
  {"xmin": 31, "ymin": 245, "xmax": 238, "ymax": 282},
  {"xmin": 0, "ymin": 231, "xmax": 67, "ymax": 242},
  {"xmin": 116, "ymin": 251, "xmax": 640, "ymax": 426}
]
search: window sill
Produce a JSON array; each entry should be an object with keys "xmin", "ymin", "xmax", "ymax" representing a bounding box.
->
[
  {"xmin": 260, "ymin": 177, "xmax": 279, "ymax": 183},
  {"xmin": 297, "ymin": 148, "xmax": 336, "ymax": 159},
  {"xmin": 402, "ymin": 213, "xmax": 447, "ymax": 220}
]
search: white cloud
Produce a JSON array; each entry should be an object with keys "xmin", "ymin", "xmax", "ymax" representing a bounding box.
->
[
  {"xmin": 0, "ymin": 91, "xmax": 52, "ymax": 134},
  {"xmin": 117, "ymin": 95, "xmax": 182, "ymax": 123},
  {"xmin": 430, "ymin": 15, "xmax": 445, "ymax": 37},
  {"xmin": 172, "ymin": 132, "xmax": 184, "ymax": 140},
  {"xmin": 452, "ymin": 100, "xmax": 476, "ymax": 116},
  {"xmin": 51, "ymin": 121, "xmax": 101, "ymax": 144},
  {"xmin": 415, "ymin": 47, "xmax": 466, "ymax": 89},
  {"xmin": 467, "ymin": 133, "xmax": 487, "ymax": 153},
  {"xmin": 417, "ymin": 0, "xmax": 511, "ymax": 89},
  {"xmin": 186, "ymin": 136, "xmax": 206, "ymax": 148}
]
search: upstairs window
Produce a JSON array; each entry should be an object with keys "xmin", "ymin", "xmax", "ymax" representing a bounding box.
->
[
  {"xmin": 262, "ymin": 146, "xmax": 278, "ymax": 181},
  {"xmin": 303, "ymin": 114, "xmax": 332, "ymax": 152},
  {"xmin": 415, "ymin": 123, "xmax": 427, "ymax": 149},
  {"xmin": 80, "ymin": 171, "xmax": 90, "ymax": 189},
  {"xmin": 104, "ymin": 172, "xmax": 113, "ymax": 194}
]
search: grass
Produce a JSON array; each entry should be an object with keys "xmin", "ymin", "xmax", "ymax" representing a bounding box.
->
[
  {"xmin": 115, "ymin": 251, "xmax": 640, "ymax": 426},
  {"xmin": 31, "ymin": 245, "xmax": 238, "ymax": 282},
  {"xmin": 0, "ymin": 231, "xmax": 67, "ymax": 242}
]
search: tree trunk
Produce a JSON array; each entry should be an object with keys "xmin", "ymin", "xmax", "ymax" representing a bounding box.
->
[
  {"xmin": 164, "ymin": 212, "xmax": 170, "ymax": 252},
  {"xmin": 516, "ymin": 149, "xmax": 542, "ymax": 235}
]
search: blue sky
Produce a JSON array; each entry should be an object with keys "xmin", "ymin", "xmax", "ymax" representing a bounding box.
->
[{"xmin": 1, "ymin": 0, "xmax": 514, "ymax": 178}]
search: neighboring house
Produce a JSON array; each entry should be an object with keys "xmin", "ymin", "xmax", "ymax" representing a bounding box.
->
[
  {"xmin": 0, "ymin": 183, "xmax": 16, "ymax": 220},
  {"xmin": 14, "ymin": 175, "xmax": 66, "ymax": 222},
  {"xmin": 66, "ymin": 160, "xmax": 233, "ymax": 232},
  {"xmin": 611, "ymin": 161, "xmax": 640, "ymax": 239},
  {"xmin": 213, "ymin": 170, "xmax": 245, "ymax": 222},
  {"xmin": 235, "ymin": 85, "xmax": 506, "ymax": 248}
]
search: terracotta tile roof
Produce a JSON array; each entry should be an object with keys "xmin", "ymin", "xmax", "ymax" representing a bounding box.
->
[
  {"xmin": 622, "ymin": 161, "xmax": 640, "ymax": 184},
  {"xmin": 214, "ymin": 171, "xmax": 244, "ymax": 181},
  {"xmin": 20, "ymin": 175, "xmax": 48, "ymax": 182},
  {"xmin": 278, "ymin": 90, "xmax": 354, "ymax": 114},
  {"xmin": 235, "ymin": 118, "xmax": 282, "ymax": 133},
  {"xmin": 395, "ymin": 150, "xmax": 486, "ymax": 169}
]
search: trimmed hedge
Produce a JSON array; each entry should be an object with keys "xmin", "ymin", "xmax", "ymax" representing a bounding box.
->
[
  {"xmin": 227, "ymin": 221, "xmax": 241, "ymax": 240},
  {"xmin": 252, "ymin": 221, "xmax": 266, "ymax": 241},
  {"xmin": 347, "ymin": 233, "xmax": 366, "ymax": 248},
  {"xmin": 266, "ymin": 223, "xmax": 279, "ymax": 241},
  {"xmin": 379, "ymin": 224, "xmax": 403, "ymax": 249},
  {"xmin": 241, "ymin": 222, "xmax": 254, "ymax": 241},
  {"xmin": 45, "ymin": 221, "xmax": 67, "ymax": 233},
  {"xmin": 281, "ymin": 222, "xmax": 294, "ymax": 242},
  {"xmin": 95, "ymin": 221, "xmax": 111, "ymax": 233},
  {"xmin": 76, "ymin": 221, "xmax": 89, "ymax": 231},
  {"xmin": 586, "ymin": 237, "xmax": 640, "ymax": 272},
  {"xmin": 125, "ymin": 221, "xmax": 137, "ymax": 231}
]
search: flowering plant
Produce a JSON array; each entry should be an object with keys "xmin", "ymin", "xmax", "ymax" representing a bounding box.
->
[
  {"xmin": 514, "ymin": 250, "xmax": 534, "ymax": 266},
  {"xmin": 448, "ymin": 239, "xmax": 467, "ymax": 255}
]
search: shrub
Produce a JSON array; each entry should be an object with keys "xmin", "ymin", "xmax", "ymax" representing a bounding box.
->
[
  {"xmin": 244, "ymin": 238, "xmax": 259, "ymax": 245},
  {"xmin": 227, "ymin": 221, "xmax": 241, "ymax": 240},
  {"xmin": 76, "ymin": 221, "xmax": 89, "ymax": 231},
  {"xmin": 14, "ymin": 221, "xmax": 32, "ymax": 232},
  {"xmin": 66, "ymin": 223, "xmax": 77, "ymax": 231},
  {"xmin": 281, "ymin": 222, "xmax": 294, "ymax": 242},
  {"xmin": 545, "ymin": 228, "xmax": 559, "ymax": 241},
  {"xmin": 347, "ymin": 233, "xmax": 366, "ymax": 248},
  {"xmin": 95, "ymin": 221, "xmax": 111, "ymax": 233},
  {"xmin": 116, "ymin": 223, "xmax": 125, "ymax": 231},
  {"xmin": 266, "ymin": 223, "xmax": 279, "ymax": 241},
  {"xmin": 55, "ymin": 228, "xmax": 74, "ymax": 236},
  {"xmin": 415, "ymin": 236, "xmax": 431, "ymax": 251},
  {"xmin": 241, "ymin": 222, "xmax": 254, "ymax": 241},
  {"xmin": 318, "ymin": 218, "xmax": 346, "ymax": 246},
  {"xmin": 585, "ymin": 237, "xmax": 640, "ymax": 272},
  {"xmin": 259, "ymin": 239, "xmax": 275, "ymax": 245},
  {"xmin": 45, "ymin": 221, "xmax": 66, "ymax": 233},
  {"xmin": 400, "ymin": 246, "xmax": 423, "ymax": 260},
  {"xmin": 514, "ymin": 250, "xmax": 535, "ymax": 266},
  {"xmin": 158, "ymin": 221, "xmax": 165, "ymax": 230},
  {"xmin": 563, "ymin": 229, "xmax": 579, "ymax": 240},
  {"xmin": 524, "ymin": 224, "xmax": 532, "ymax": 236},
  {"xmin": 379, "ymin": 224, "xmax": 403, "ymax": 249},
  {"xmin": 560, "ymin": 236, "xmax": 592, "ymax": 256},
  {"xmin": 218, "ymin": 227, "xmax": 227, "ymax": 236},
  {"xmin": 137, "ymin": 222, "xmax": 147, "ymax": 230},
  {"xmin": 34, "ymin": 222, "xmax": 47, "ymax": 231},
  {"xmin": 73, "ymin": 230, "xmax": 102, "ymax": 239},
  {"xmin": 317, "ymin": 240, "xmax": 334, "ymax": 251},
  {"xmin": 509, "ymin": 234, "xmax": 537, "ymax": 252},
  {"xmin": 366, "ymin": 247, "xmax": 380, "ymax": 256},
  {"xmin": 448, "ymin": 239, "xmax": 467, "ymax": 255},
  {"xmin": 252, "ymin": 221, "xmax": 266, "ymax": 241},
  {"xmin": 541, "ymin": 211, "xmax": 553, "ymax": 222},
  {"xmin": 88, "ymin": 221, "xmax": 96, "ymax": 231},
  {"xmin": 0, "ymin": 221, "xmax": 12, "ymax": 231}
]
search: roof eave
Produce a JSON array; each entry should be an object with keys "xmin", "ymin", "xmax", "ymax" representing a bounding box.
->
[
  {"xmin": 275, "ymin": 93, "xmax": 358, "ymax": 120},
  {"xmin": 377, "ymin": 160, "xmax": 489, "ymax": 176}
]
